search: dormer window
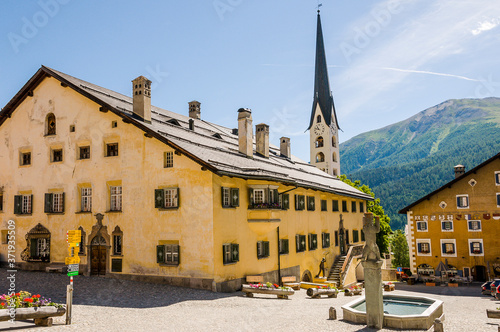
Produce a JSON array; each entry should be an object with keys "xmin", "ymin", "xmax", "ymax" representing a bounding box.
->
[{"xmin": 46, "ymin": 113, "xmax": 56, "ymax": 135}]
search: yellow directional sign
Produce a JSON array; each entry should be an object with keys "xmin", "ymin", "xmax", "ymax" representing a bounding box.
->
[
  {"xmin": 68, "ymin": 230, "xmax": 81, "ymax": 237},
  {"xmin": 68, "ymin": 242, "xmax": 80, "ymax": 248},
  {"xmin": 67, "ymin": 237, "xmax": 80, "ymax": 244},
  {"xmin": 65, "ymin": 256, "xmax": 81, "ymax": 265}
]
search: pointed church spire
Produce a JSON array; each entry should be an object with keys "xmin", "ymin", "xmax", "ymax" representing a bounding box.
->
[{"xmin": 307, "ymin": 11, "xmax": 339, "ymax": 131}]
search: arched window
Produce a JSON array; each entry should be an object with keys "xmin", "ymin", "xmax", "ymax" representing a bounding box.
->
[
  {"xmin": 22, "ymin": 223, "xmax": 51, "ymax": 262},
  {"xmin": 316, "ymin": 152, "xmax": 325, "ymax": 163},
  {"xmin": 317, "ymin": 115, "xmax": 322, "ymax": 123},
  {"xmin": 315, "ymin": 136, "xmax": 324, "ymax": 148},
  {"xmin": 46, "ymin": 113, "xmax": 56, "ymax": 135},
  {"xmin": 332, "ymin": 136, "xmax": 336, "ymax": 147},
  {"xmin": 332, "ymin": 152, "xmax": 337, "ymax": 162}
]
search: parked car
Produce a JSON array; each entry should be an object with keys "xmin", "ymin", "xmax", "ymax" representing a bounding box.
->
[
  {"xmin": 490, "ymin": 280, "xmax": 500, "ymax": 296},
  {"xmin": 482, "ymin": 281, "xmax": 492, "ymax": 295},
  {"xmin": 495, "ymin": 284, "xmax": 500, "ymax": 300},
  {"xmin": 398, "ymin": 268, "xmax": 412, "ymax": 281}
]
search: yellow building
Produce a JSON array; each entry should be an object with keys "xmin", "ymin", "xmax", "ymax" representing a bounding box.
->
[
  {"xmin": 400, "ymin": 155, "xmax": 500, "ymax": 282},
  {"xmin": 0, "ymin": 13, "xmax": 371, "ymax": 292}
]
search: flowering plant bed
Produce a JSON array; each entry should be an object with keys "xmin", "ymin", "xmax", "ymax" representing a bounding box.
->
[
  {"xmin": 307, "ymin": 285, "xmax": 339, "ymax": 298},
  {"xmin": 345, "ymin": 285, "xmax": 363, "ymax": 296},
  {"xmin": 0, "ymin": 291, "xmax": 65, "ymax": 326},
  {"xmin": 242, "ymin": 283, "xmax": 294, "ymax": 299}
]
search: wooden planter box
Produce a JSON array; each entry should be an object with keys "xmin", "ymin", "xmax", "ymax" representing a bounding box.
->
[
  {"xmin": 0, "ymin": 306, "xmax": 66, "ymax": 326},
  {"xmin": 448, "ymin": 283, "xmax": 458, "ymax": 287},
  {"xmin": 486, "ymin": 309, "xmax": 500, "ymax": 319},
  {"xmin": 306, "ymin": 288, "xmax": 338, "ymax": 298},
  {"xmin": 384, "ymin": 284, "xmax": 395, "ymax": 291},
  {"xmin": 242, "ymin": 285, "xmax": 294, "ymax": 299},
  {"xmin": 425, "ymin": 282, "xmax": 436, "ymax": 286}
]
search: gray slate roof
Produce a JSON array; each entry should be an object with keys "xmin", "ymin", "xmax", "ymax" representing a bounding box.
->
[{"xmin": 1, "ymin": 66, "xmax": 372, "ymax": 201}]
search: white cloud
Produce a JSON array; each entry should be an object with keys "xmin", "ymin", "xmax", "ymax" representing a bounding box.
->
[{"xmin": 472, "ymin": 18, "xmax": 500, "ymax": 35}]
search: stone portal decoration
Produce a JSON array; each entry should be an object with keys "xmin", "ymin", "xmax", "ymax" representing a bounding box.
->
[{"xmin": 361, "ymin": 212, "xmax": 383, "ymax": 330}]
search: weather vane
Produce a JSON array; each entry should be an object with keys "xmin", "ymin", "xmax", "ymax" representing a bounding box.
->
[{"xmin": 317, "ymin": 2, "xmax": 322, "ymax": 13}]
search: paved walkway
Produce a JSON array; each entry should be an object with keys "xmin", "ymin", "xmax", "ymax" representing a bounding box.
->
[{"xmin": 1, "ymin": 269, "xmax": 499, "ymax": 331}]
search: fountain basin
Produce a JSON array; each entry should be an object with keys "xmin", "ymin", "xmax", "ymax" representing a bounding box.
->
[{"xmin": 341, "ymin": 294, "xmax": 443, "ymax": 330}]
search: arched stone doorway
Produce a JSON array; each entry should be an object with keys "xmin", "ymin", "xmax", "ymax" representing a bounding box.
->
[
  {"xmin": 302, "ymin": 270, "xmax": 313, "ymax": 282},
  {"xmin": 90, "ymin": 235, "xmax": 107, "ymax": 275},
  {"xmin": 86, "ymin": 213, "xmax": 110, "ymax": 276}
]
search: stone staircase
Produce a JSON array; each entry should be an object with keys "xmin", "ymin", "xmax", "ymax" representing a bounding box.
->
[{"xmin": 328, "ymin": 255, "xmax": 346, "ymax": 287}]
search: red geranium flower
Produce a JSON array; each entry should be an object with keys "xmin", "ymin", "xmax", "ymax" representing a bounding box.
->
[
  {"xmin": 1, "ymin": 302, "xmax": 5, "ymax": 306},
  {"xmin": 15, "ymin": 293, "xmax": 20, "ymax": 296}
]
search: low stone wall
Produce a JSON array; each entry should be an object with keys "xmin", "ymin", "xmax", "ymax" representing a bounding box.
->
[
  {"xmin": 107, "ymin": 273, "xmax": 214, "ymax": 291},
  {"xmin": 382, "ymin": 269, "xmax": 397, "ymax": 281}
]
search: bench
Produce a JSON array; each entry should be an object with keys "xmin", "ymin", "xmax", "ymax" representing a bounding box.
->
[
  {"xmin": 242, "ymin": 276, "xmax": 294, "ymax": 299},
  {"xmin": 282, "ymin": 276, "xmax": 300, "ymax": 290}
]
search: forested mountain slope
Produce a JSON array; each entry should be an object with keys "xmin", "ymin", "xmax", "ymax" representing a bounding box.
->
[{"xmin": 340, "ymin": 97, "xmax": 500, "ymax": 230}]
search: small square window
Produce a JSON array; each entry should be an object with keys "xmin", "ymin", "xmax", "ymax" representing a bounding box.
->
[
  {"xmin": 222, "ymin": 243, "xmax": 239, "ymax": 264},
  {"xmin": 307, "ymin": 196, "xmax": 315, "ymax": 211},
  {"xmin": 321, "ymin": 232, "xmax": 330, "ymax": 248},
  {"xmin": 495, "ymin": 172, "xmax": 500, "ymax": 185},
  {"xmin": 441, "ymin": 221, "xmax": 453, "ymax": 232},
  {"xmin": 20, "ymin": 152, "xmax": 31, "ymax": 166},
  {"xmin": 469, "ymin": 240, "xmax": 483, "ymax": 255},
  {"xmin": 52, "ymin": 149, "xmax": 63, "ymax": 162},
  {"xmin": 113, "ymin": 235, "xmax": 122, "ymax": 255},
  {"xmin": 353, "ymin": 230, "xmax": 359, "ymax": 243},
  {"xmin": 417, "ymin": 242, "xmax": 430, "ymax": 254},
  {"xmin": 351, "ymin": 201, "xmax": 357, "ymax": 213},
  {"xmin": 342, "ymin": 200, "xmax": 348, "ymax": 212},
  {"xmin": 308, "ymin": 233, "xmax": 318, "ymax": 250},
  {"xmin": 332, "ymin": 200, "xmax": 339, "ymax": 212},
  {"xmin": 468, "ymin": 220, "xmax": 481, "ymax": 231},
  {"xmin": 296, "ymin": 234, "xmax": 307, "ymax": 252},
  {"xmin": 320, "ymin": 200, "xmax": 327, "ymax": 211},
  {"xmin": 69, "ymin": 125, "xmax": 75, "ymax": 132},
  {"xmin": 79, "ymin": 146, "xmax": 90, "ymax": 160},
  {"xmin": 257, "ymin": 241, "xmax": 270, "ymax": 259},
  {"xmin": 110, "ymin": 186, "xmax": 122, "ymax": 211},
  {"xmin": 417, "ymin": 221, "xmax": 428, "ymax": 231},
  {"xmin": 106, "ymin": 143, "xmax": 119, "ymax": 157},
  {"xmin": 112, "ymin": 121, "xmax": 118, "ymax": 128},
  {"xmin": 164, "ymin": 151, "xmax": 173, "ymax": 168},
  {"xmin": 359, "ymin": 202, "xmax": 364, "ymax": 213},
  {"xmin": 155, "ymin": 188, "xmax": 180, "ymax": 209},
  {"xmin": 497, "ymin": 193, "xmax": 500, "ymax": 207}
]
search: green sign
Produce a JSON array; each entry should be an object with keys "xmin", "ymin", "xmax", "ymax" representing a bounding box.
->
[{"xmin": 67, "ymin": 271, "xmax": 78, "ymax": 276}]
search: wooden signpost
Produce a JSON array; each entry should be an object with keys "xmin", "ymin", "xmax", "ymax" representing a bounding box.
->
[{"xmin": 65, "ymin": 230, "xmax": 81, "ymax": 325}]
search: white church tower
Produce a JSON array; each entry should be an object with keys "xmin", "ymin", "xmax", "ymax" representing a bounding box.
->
[{"xmin": 308, "ymin": 10, "xmax": 340, "ymax": 176}]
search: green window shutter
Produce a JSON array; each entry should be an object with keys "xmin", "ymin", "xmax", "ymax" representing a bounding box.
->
[
  {"xmin": 497, "ymin": 194, "xmax": 500, "ymax": 206},
  {"xmin": 176, "ymin": 188, "xmax": 180, "ymax": 208},
  {"xmin": 326, "ymin": 233, "xmax": 330, "ymax": 247},
  {"xmin": 479, "ymin": 243, "xmax": 483, "ymax": 253},
  {"xmin": 295, "ymin": 195, "xmax": 299, "ymax": 210},
  {"xmin": 44, "ymin": 193, "xmax": 53, "ymax": 213},
  {"xmin": 223, "ymin": 245, "xmax": 227, "ymax": 264},
  {"xmin": 256, "ymin": 242, "xmax": 260, "ymax": 258},
  {"xmin": 345, "ymin": 230, "xmax": 349, "ymax": 244},
  {"xmin": 285, "ymin": 239, "xmax": 289, "ymax": 253},
  {"xmin": 418, "ymin": 243, "xmax": 422, "ymax": 253},
  {"xmin": 155, "ymin": 189, "xmax": 164, "ymax": 209},
  {"xmin": 264, "ymin": 241, "xmax": 270, "ymax": 257},
  {"xmin": 221, "ymin": 187, "xmax": 226, "ymax": 207},
  {"xmin": 174, "ymin": 245, "xmax": 180, "ymax": 264},
  {"xmin": 361, "ymin": 230, "xmax": 365, "ymax": 241},
  {"xmin": 334, "ymin": 231, "xmax": 339, "ymax": 246},
  {"xmin": 295, "ymin": 235, "xmax": 300, "ymax": 252},
  {"xmin": 441, "ymin": 243, "xmax": 446, "ymax": 253},
  {"xmin": 156, "ymin": 245, "xmax": 165, "ymax": 263},
  {"xmin": 30, "ymin": 238, "xmax": 37, "ymax": 258},
  {"xmin": 248, "ymin": 189, "xmax": 253, "ymax": 206},
  {"xmin": 61, "ymin": 192, "xmax": 65, "ymax": 213},
  {"xmin": 273, "ymin": 189, "xmax": 279, "ymax": 204},
  {"xmin": 265, "ymin": 188, "xmax": 270, "ymax": 204},
  {"xmin": 14, "ymin": 195, "xmax": 22, "ymax": 214},
  {"xmin": 231, "ymin": 188, "xmax": 239, "ymax": 207},
  {"xmin": 231, "ymin": 243, "xmax": 239, "ymax": 262},
  {"xmin": 30, "ymin": 195, "xmax": 34, "ymax": 213},
  {"xmin": 283, "ymin": 194, "xmax": 289, "ymax": 210}
]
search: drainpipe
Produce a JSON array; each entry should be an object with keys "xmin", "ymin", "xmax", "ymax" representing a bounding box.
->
[{"xmin": 277, "ymin": 226, "xmax": 281, "ymax": 286}]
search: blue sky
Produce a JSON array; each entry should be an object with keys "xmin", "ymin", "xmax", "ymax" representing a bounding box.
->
[{"xmin": 1, "ymin": 0, "xmax": 499, "ymax": 162}]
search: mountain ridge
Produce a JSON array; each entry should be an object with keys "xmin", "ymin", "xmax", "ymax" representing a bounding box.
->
[{"xmin": 340, "ymin": 97, "xmax": 500, "ymax": 230}]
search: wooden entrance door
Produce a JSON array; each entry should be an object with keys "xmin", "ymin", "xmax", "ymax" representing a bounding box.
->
[{"xmin": 90, "ymin": 235, "xmax": 107, "ymax": 275}]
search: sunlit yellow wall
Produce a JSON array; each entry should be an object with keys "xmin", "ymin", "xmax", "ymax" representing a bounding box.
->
[
  {"xmin": 212, "ymin": 176, "xmax": 366, "ymax": 283},
  {"xmin": 406, "ymin": 159, "xmax": 500, "ymax": 278},
  {"xmin": 0, "ymin": 77, "xmax": 215, "ymax": 279}
]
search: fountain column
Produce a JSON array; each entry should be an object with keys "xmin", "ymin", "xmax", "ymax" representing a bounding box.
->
[{"xmin": 361, "ymin": 213, "xmax": 384, "ymax": 330}]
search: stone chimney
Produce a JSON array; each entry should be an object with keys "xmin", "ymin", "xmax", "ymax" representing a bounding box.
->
[
  {"xmin": 189, "ymin": 119, "xmax": 194, "ymax": 130},
  {"xmin": 132, "ymin": 76, "xmax": 152, "ymax": 123},
  {"xmin": 189, "ymin": 101, "xmax": 201, "ymax": 119},
  {"xmin": 256, "ymin": 123, "xmax": 269, "ymax": 158},
  {"xmin": 238, "ymin": 108, "xmax": 253, "ymax": 157},
  {"xmin": 454, "ymin": 164, "xmax": 465, "ymax": 178},
  {"xmin": 280, "ymin": 137, "xmax": 291, "ymax": 158}
]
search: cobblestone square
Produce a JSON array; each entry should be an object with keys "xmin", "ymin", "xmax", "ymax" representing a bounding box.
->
[{"xmin": 1, "ymin": 269, "xmax": 500, "ymax": 331}]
